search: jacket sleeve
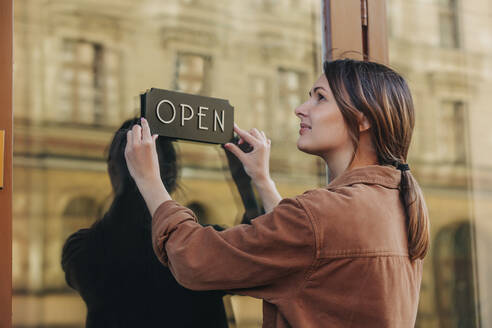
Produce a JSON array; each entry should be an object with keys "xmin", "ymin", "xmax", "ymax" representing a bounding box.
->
[{"xmin": 151, "ymin": 198, "xmax": 316, "ymax": 292}]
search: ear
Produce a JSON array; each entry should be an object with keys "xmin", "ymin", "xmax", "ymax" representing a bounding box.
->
[{"xmin": 358, "ymin": 113, "xmax": 371, "ymax": 132}]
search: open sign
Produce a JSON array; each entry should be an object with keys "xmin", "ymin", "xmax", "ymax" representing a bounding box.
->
[{"xmin": 141, "ymin": 88, "xmax": 234, "ymax": 144}]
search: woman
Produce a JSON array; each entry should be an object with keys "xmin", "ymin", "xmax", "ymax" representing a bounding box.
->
[
  {"xmin": 61, "ymin": 118, "xmax": 228, "ymax": 328},
  {"xmin": 125, "ymin": 59, "xmax": 430, "ymax": 327}
]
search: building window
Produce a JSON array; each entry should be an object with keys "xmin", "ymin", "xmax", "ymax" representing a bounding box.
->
[
  {"xmin": 249, "ymin": 76, "xmax": 270, "ymax": 131},
  {"xmin": 174, "ymin": 53, "xmax": 211, "ymax": 95},
  {"xmin": 63, "ymin": 197, "xmax": 98, "ymax": 218},
  {"xmin": 433, "ymin": 222, "xmax": 477, "ymax": 327},
  {"xmin": 104, "ymin": 49, "xmax": 122, "ymax": 126},
  {"xmin": 44, "ymin": 196, "xmax": 100, "ymax": 290},
  {"xmin": 277, "ymin": 69, "xmax": 304, "ymax": 140},
  {"xmin": 437, "ymin": 100, "xmax": 467, "ymax": 164},
  {"xmin": 438, "ymin": 0, "xmax": 460, "ymax": 48},
  {"xmin": 61, "ymin": 196, "xmax": 100, "ymax": 243},
  {"xmin": 58, "ymin": 39, "xmax": 120, "ymax": 125}
]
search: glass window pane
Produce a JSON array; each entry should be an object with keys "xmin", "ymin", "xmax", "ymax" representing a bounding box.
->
[
  {"xmin": 388, "ymin": 0, "xmax": 491, "ymax": 326},
  {"xmin": 13, "ymin": 1, "xmax": 322, "ymax": 327}
]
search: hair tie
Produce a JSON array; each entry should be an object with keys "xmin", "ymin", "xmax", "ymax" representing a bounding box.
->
[{"xmin": 397, "ymin": 163, "xmax": 410, "ymax": 171}]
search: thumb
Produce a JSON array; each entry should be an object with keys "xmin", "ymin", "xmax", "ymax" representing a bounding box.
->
[{"xmin": 152, "ymin": 134, "xmax": 158, "ymax": 142}]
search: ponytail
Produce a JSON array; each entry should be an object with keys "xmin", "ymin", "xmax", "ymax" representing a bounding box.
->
[{"xmin": 400, "ymin": 170, "xmax": 430, "ymax": 260}]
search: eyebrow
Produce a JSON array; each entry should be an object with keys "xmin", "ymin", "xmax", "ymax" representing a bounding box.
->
[{"xmin": 308, "ymin": 86, "xmax": 324, "ymax": 97}]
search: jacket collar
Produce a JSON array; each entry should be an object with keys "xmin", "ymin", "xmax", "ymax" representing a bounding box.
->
[{"xmin": 326, "ymin": 165, "xmax": 402, "ymax": 190}]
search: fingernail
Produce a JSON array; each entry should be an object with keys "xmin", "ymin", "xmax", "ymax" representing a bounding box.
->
[{"xmin": 141, "ymin": 117, "xmax": 146, "ymax": 122}]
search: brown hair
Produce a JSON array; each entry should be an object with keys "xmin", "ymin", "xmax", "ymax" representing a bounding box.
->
[{"xmin": 323, "ymin": 59, "xmax": 430, "ymax": 260}]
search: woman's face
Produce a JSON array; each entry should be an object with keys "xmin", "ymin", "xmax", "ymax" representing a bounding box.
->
[{"xmin": 295, "ymin": 74, "xmax": 351, "ymax": 158}]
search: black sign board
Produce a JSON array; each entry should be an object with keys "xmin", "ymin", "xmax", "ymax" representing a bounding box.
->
[{"xmin": 141, "ymin": 88, "xmax": 234, "ymax": 144}]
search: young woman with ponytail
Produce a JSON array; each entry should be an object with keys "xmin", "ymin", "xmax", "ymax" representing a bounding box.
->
[{"xmin": 125, "ymin": 59, "xmax": 430, "ymax": 327}]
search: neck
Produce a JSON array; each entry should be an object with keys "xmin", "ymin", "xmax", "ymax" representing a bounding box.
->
[{"xmin": 322, "ymin": 132, "xmax": 378, "ymax": 183}]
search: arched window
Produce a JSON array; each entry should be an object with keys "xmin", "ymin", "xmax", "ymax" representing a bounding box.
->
[
  {"xmin": 62, "ymin": 196, "xmax": 100, "ymax": 238},
  {"xmin": 433, "ymin": 221, "xmax": 477, "ymax": 328},
  {"xmin": 44, "ymin": 196, "xmax": 101, "ymax": 290}
]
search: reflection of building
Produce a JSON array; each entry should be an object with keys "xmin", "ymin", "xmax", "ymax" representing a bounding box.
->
[
  {"xmin": 388, "ymin": 0, "xmax": 492, "ymax": 326},
  {"xmin": 12, "ymin": 0, "xmax": 322, "ymax": 327},
  {"xmin": 12, "ymin": 0, "xmax": 492, "ymax": 327},
  {"xmin": 433, "ymin": 222, "xmax": 477, "ymax": 328}
]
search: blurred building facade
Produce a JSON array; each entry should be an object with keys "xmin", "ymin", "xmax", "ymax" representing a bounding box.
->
[
  {"xmin": 388, "ymin": 0, "xmax": 492, "ymax": 326},
  {"xmin": 12, "ymin": 0, "xmax": 492, "ymax": 327}
]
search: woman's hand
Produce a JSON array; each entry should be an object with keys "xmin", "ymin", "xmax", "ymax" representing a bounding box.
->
[
  {"xmin": 224, "ymin": 124, "xmax": 272, "ymax": 184},
  {"xmin": 124, "ymin": 118, "xmax": 171, "ymax": 216},
  {"xmin": 124, "ymin": 118, "xmax": 160, "ymax": 185},
  {"xmin": 224, "ymin": 124, "xmax": 281, "ymax": 212}
]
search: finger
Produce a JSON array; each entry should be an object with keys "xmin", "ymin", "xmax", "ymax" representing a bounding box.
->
[
  {"xmin": 132, "ymin": 124, "xmax": 142, "ymax": 145},
  {"xmin": 234, "ymin": 124, "xmax": 257, "ymax": 146},
  {"xmin": 224, "ymin": 142, "xmax": 246, "ymax": 162},
  {"xmin": 152, "ymin": 134, "xmax": 158, "ymax": 142},
  {"xmin": 249, "ymin": 128, "xmax": 262, "ymax": 140},
  {"xmin": 126, "ymin": 130, "xmax": 133, "ymax": 150},
  {"xmin": 141, "ymin": 117, "xmax": 152, "ymax": 142},
  {"xmin": 260, "ymin": 130, "xmax": 267, "ymax": 141}
]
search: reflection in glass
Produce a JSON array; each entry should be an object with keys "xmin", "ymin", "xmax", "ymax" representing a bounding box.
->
[
  {"xmin": 60, "ymin": 119, "xmax": 229, "ymax": 327},
  {"xmin": 175, "ymin": 53, "xmax": 209, "ymax": 95},
  {"xmin": 13, "ymin": 0, "xmax": 322, "ymax": 326},
  {"xmin": 388, "ymin": 0, "xmax": 492, "ymax": 326},
  {"xmin": 438, "ymin": 0, "xmax": 460, "ymax": 49},
  {"xmin": 433, "ymin": 222, "xmax": 477, "ymax": 328}
]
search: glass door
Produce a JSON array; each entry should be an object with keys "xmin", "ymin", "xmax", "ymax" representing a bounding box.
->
[{"xmin": 12, "ymin": 1, "xmax": 323, "ymax": 327}]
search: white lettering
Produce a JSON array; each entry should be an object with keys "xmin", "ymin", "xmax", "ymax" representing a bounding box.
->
[
  {"xmin": 156, "ymin": 99, "xmax": 176, "ymax": 124},
  {"xmin": 180, "ymin": 104, "xmax": 194, "ymax": 126},
  {"xmin": 156, "ymin": 99, "xmax": 227, "ymax": 135},
  {"xmin": 198, "ymin": 106, "xmax": 209, "ymax": 130},
  {"xmin": 214, "ymin": 110, "xmax": 225, "ymax": 132}
]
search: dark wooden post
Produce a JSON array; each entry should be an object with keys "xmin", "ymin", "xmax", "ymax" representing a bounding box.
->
[
  {"xmin": 0, "ymin": 0, "xmax": 13, "ymax": 326},
  {"xmin": 323, "ymin": 0, "xmax": 388, "ymax": 64}
]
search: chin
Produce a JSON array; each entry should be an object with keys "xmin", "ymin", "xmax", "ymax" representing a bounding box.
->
[
  {"xmin": 297, "ymin": 140, "xmax": 316, "ymax": 155},
  {"xmin": 297, "ymin": 139, "xmax": 331, "ymax": 158},
  {"xmin": 296, "ymin": 139, "xmax": 305, "ymax": 152}
]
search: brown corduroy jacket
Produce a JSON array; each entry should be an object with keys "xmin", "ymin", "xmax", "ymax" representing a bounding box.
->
[{"xmin": 152, "ymin": 165, "xmax": 423, "ymax": 327}]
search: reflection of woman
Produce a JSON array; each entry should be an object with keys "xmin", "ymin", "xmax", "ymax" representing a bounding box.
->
[
  {"xmin": 125, "ymin": 59, "xmax": 430, "ymax": 327},
  {"xmin": 61, "ymin": 119, "xmax": 228, "ymax": 328}
]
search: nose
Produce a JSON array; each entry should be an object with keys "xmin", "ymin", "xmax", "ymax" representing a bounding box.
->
[{"xmin": 295, "ymin": 100, "xmax": 309, "ymax": 118}]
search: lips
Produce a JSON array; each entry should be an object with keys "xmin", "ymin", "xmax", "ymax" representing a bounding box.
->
[{"xmin": 299, "ymin": 123, "xmax": 311, "ymax": 135}]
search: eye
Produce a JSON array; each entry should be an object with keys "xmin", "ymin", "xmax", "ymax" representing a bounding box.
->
[{"xmin": 317, "ymin": 93, "xmax": 326, "ymax": 101}]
